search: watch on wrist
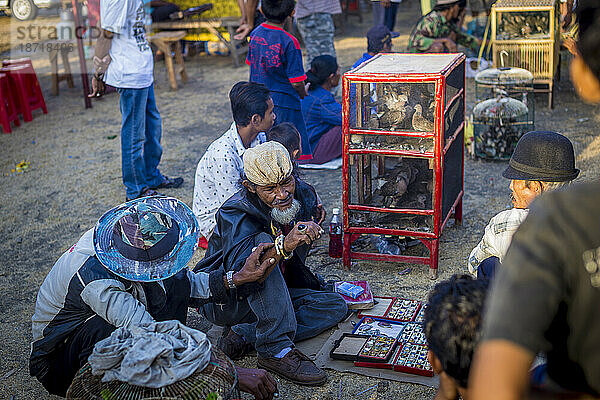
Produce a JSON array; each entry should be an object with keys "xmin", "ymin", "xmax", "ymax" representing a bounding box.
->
[{"xmin": 226, "ymin": 270, "xmax": 236, "ymax": 289}]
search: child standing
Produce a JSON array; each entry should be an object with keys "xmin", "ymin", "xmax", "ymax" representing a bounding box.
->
[{"xmin": 246, "ymin": 0, "xmax": 313, "ymax": 160}]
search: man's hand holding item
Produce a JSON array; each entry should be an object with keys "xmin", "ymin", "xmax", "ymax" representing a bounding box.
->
[
  {"xmin": 88, "ymin": 29, "xmax": 113, "ymax": 98},
  {"xmin": 89, "ymin": 76, "xmax": 106, "ymax": 98},
  {"xmin": 236, "ymin": 366, "xmax": 278, "ymax": 400},
  {"xmin": 284, "ymin": 221, "xmax": 323, "ymax": 250},
  {"xmin": 235, "ymin": 23, "xmax": 253, "ymax": 40},
  {"xmin": 315, "ymin": 204, "xmax": 327, "ymax": 225}
]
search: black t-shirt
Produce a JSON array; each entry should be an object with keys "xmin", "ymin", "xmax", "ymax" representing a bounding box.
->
[{"xmin": 483, "ymin": 181, "xmax": 600, "ymax": 395}]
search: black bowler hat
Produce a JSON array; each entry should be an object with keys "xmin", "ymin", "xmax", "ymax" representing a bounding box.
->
[{"xmin": 503, "ymin": 131, "xmax": 579, "ymax": 182}]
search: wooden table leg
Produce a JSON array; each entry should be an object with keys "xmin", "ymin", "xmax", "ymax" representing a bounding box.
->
[
  {"xmin": 49, "ymin": 48, "xmax": 59, "ymax": 96},
  {"xmin": 174, "ymin": 40, "xmax": 188, "ymax": 83},
  {"xmin": 210, "ymin": 25, "xmax": 239, "ymax": 67},
  {"xmin": 226, "ymin": 25, "xmax": 243, "ymax": 67},
  {"xmin": 156, "ymin": 40, "xmax": 177, "ymax": 90},
  {"xmin": 60, "ymin": 47, "xmax": 74, "ymax": 88}
]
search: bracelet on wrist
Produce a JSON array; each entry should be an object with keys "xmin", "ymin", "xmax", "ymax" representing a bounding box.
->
[
  {"xmin": 226, "ymin": 270, "xmax": 236, "ymax": 289},
  {"xmin": 275, "ymin": 234, "xmax": 292, "ymax": 260}
]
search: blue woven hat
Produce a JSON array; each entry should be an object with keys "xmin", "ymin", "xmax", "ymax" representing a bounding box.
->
[{"xmin": 94, "ymin": 196, "xmax": 199, "ymax": 282}]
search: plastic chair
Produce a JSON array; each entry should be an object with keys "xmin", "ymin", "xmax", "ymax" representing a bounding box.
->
[
  {"xmin": 0, "ymin": 72, "xmax": 21, "ymax": 133},
  {"xmin": 1, "ymin": 64, "xmax": 47, "ymax": 122}
]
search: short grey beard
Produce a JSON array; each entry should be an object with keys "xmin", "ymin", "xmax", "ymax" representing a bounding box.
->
[{"xmin": 271, "ymin": 199, "xmax": 301, "ymax": 225}]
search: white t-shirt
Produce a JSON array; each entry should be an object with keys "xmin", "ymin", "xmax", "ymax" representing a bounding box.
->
[{"xmin": 101, "ymin": 0, "xmax": 154, "ymax": 89}]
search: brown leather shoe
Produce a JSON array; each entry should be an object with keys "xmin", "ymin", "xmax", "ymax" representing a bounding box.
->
[
  {"xmin": 217, "ymin": 328, "xmax": 253, "ymax": 360},
  {"xmin": 258, "ymin": 348, "xmax": 327, "ymax": 386}
]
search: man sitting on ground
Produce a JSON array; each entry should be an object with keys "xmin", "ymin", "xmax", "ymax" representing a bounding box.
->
[
  {"xmin": 301, "ymin": 55, "xmax": 343, "ymax": 165},
  {"xmin": 468, "ymin": 131, "xmax": 579, "ymax": 280},
  {"xmin": 30, "ymin": 196, "xmax": 278, "ymax": 399},
  {"xmin": 193, "ymin": 82, "xmax": 275, "ymax": 245},
  {"xmin": 470, "ymin": 2, "xmax": 600, "ymax": 396},
  {"xmin": 423, "ymin": 274, "xmax": 489, "ymax": 400},
  {"xmin": 195, "ymin": 141, "xmax": 347, "ymax": 386},
  {"xmin": 408, "ymin": 0, "xmax": 480, "ymax": 53}
]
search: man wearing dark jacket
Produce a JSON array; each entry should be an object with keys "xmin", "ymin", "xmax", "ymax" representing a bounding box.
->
[{"xmin": 195, "ymin": 141, "xmax": 347, "ymax": 386}]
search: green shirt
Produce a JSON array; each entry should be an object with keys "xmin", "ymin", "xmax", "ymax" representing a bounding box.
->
[{"xmin": 408, "ymin": 10, "xmax": 480, "ymax": 53}]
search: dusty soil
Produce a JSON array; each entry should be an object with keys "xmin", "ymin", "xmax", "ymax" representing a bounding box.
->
[{"xmin": 1, "ymin": 1, "xmax": 600, "ymax": 399}]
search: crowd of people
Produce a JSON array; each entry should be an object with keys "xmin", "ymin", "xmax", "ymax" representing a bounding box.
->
[{"xmin": 27, "ymin": 0, "xmax": 600, "ymax": 399}]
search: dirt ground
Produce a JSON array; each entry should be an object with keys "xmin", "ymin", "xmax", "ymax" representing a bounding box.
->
[{"xmin": 1, "ymin": 1, "xmax": 600, "ymax": 399}]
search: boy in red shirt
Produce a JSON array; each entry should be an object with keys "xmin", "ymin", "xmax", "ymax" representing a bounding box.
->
[{"xmin": 246, "ymin": 0, "xmax": 313, "ymax": 160}]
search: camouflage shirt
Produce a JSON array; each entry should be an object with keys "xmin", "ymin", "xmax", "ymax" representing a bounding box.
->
[{"xmin": 408, "ymin": 10, "xmax": 480, "ymax": 53}]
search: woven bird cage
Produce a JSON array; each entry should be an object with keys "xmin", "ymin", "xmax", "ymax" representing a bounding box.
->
[
  {"xmin": 472, "ymin": 96, "xmax": 532, "ymax": 159},
  {"xmin": 66, "ymin": 348, "xmax": 240, "ymax": 400},
  {"xmin": 491, "ymin": 0, "xmax": 559, "ymax": 108}
]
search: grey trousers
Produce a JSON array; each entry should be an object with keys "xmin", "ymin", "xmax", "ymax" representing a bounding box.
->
[
  {"xmin": 296, "ymin": 12, "xmax": 336, "ymax": 66},
  {"xmin": 201, "ymin": 266, "xmax": 347, "ymax": 357},
  {"xmin": 372, "ymin": 2, "xmax": 385, "ymax": 26}
]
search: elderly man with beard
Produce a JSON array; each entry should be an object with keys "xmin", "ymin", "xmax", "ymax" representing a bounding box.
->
[{"xmin": 194, "ymin": 141, "xmax": 347, "ymax": 386}]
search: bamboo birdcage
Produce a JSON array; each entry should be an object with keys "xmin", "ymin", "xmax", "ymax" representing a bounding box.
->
[{"xmin": 491, "ymin": 0, "xmax": 560, "ymax": 108}]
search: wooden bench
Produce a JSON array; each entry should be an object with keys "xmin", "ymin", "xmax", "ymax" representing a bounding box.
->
[{"xmin": 149, "ymin": 30, "xmax": 188, "ymax": 90}]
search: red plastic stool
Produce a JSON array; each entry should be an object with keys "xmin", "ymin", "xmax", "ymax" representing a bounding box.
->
[
  {"xmin": 0, "ymin": 73, "xmax": 21, "ymax": 133},
  {"xmin": 1, "ymin": 64, "xmax": 47, "ymax": 122},
  {"xmin": 3, "ymin": 58, "xmax": 34, "ymax": 70}
]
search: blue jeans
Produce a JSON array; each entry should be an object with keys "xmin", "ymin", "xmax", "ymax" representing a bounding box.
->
[
  {"xmin": 477, "ymin": 256, "xmax": 500, "ymax": 280},
  {"xmin": 117, "ymin": 84, "xmax": 164, "ymax": 199},
  {"xmin": 372, "ymin": 2, "xmax": 385, "ymax": 26},
  {"xmin": 201, "ymin": 266, "xmax": 347, "ymax": 357},
  {"xmin": 384, "ymin": 2, "xmax": 399, "ymax": 31}
]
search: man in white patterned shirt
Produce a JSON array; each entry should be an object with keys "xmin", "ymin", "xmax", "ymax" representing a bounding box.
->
[
  {"xmin": 468, "ymin": 131, "xmax": 578, "ymax": 279},
  {"xmin": 193, "ymin": 82, "xmax": 275, "ymax": 243}
]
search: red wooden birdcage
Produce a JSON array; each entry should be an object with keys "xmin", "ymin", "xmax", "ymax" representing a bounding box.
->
[{"xmin": 341, "ymin": 53, "xmax": 465, "ymax": 279}]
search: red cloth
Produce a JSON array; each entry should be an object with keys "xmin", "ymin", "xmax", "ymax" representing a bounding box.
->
[{"xmin": 197, "ymin": 236, "xmax": 208, "ymax": 249}]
